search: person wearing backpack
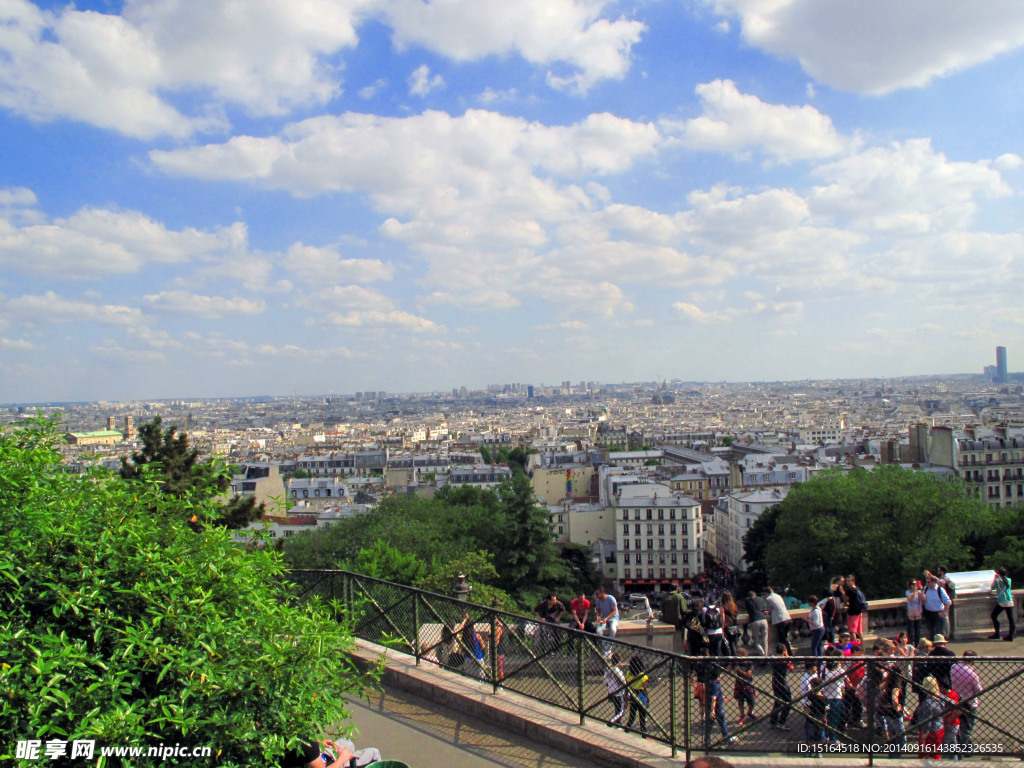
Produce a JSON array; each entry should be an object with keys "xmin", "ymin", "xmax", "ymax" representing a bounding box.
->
[
  {"xmin": 685, "ymin": 599, "xmax": 708, "ymax": 656},
  {"xmin": 703, "ymin": 601, "xmax": 726, "ymax": 656},
  {"xmin": 845, "ymin": 574, "xmax": 868, "ymax": 637},
  {"xmin": 922, "ymin": 573, "xmax": 951, "ymax": 642}
]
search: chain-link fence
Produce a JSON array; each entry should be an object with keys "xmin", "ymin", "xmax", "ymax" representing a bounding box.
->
[{"xmin": 288, "ymin": 570, "xmax": 1024, "ymax": 762}]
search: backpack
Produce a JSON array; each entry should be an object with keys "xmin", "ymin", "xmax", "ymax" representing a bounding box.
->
[
  {"xmin": 850, "ymin": 589, "xmax": 868, "ymax": 614},
  {"xmin": 703, "ymin": 606, "xmax": 722, "ymax": 631}
]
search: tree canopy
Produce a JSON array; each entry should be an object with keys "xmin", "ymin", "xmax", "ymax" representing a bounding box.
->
[
  {"xmin": 1, "ymin": 416, "xmax": 373, "ymax": 766},
  {"xmin": 743, "ymin": 465, "xmax": 992, "ymax": 600},
  {"xmin": 120, "ymin": 415, "xmax": 263, "ymax": 529},
  {"xmin": 282, "ymin": 471, "xmax": 598, "ymax": 608}
]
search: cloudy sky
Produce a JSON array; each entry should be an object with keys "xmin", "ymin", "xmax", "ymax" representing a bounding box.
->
[{"xmin": 2, "ymin": 0, "xmax": 1023, "ymax": 402}]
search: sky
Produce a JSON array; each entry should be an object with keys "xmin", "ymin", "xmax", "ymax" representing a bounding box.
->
[{"xmin": 2, "ymin": 0, "xmax": 1024, "ymax": 402}]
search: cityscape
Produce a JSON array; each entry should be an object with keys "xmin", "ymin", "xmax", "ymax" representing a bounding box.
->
[{"xmin": 8, "ymin": 344, "xmax": 1022, "ymax": 595}]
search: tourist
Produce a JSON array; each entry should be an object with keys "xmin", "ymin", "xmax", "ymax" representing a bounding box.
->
[
  {"xmin": 845, "ymin": 574, "xmax": 868, "ymax": 638},
  {"xmin": 594, "ymin": 587, "xmax": 619, "ymax": 647},
  {"xmin": 819, "ymin": 648, "xmax": 846, "ymax": 742},
  {"xmin": 912, "ymin": 676, "xmax": 945, "ymax": 759},
  {"xmin": 720, "ymin": 590, "xmax": 741, "ymax": 655},
  {"xmin": 660, "ymin": 583, "xmax": 688, "ymax": 653},
  {"xmin": 821, "ymin": 579, "xmax": 842, "ymax": 644},
  {"xmin": 764, "ymin": 586, "xmax": 792, "ymax": 656},
  {"xmin": 625, "ymin": 655, "xmax": 650, "ymax": 737},
  {"xmin": 533, "ymin": 592, "xmax": 565, "ymax": 651},
  {"xmin": 452, "ymin": 612, "xmax": 488, "ymax": 679},
  {"xmin": 799, "ymin": 659, "xmax": 826, "ymax": 747},
  {"xmin": 921, "ymin": 573, "xmax": 951, "ymax": 642},
  {"xmin": 288, "ymin": 738, "xmax": 382, "ymax": 768},
  {"xmin": 877, "ymin": 666, "xmax": 906, "ymax": 750},
  {"xmin": 990, "ymin": 567, "xmax": 1016, "ymax": 641},
  {"xmin": 732, "ymin": 648, "xmax": 757, "ymax": 725},
  {"xmin": 743, "ymin": 590, "xmax": 768, "ymax": 656},
  {"xmin": 928, "ymin": 634, "xmax": 956, "ymax": 692},
  {"xmin": 807, "ymin": 595, "xmax": 826, "ymax": 656},
  {"xmin": 603, "ymin": 652, "xmax": 627, "ymax": 727},
  {"xmin": 569, "ymin": 590, "xmax": 594, "ymax": 633},
  {"xmin": 951, "ymin": 650, "xmax": 981, "ymax": 748},
  {"xmin": 685, "ymin": 598, "xmax": 708, "ymax": 656},
  {"xmin": 703, "ymin": 600, "xmax": 726, "ymax": 656},
  {"xmin": 768, "ymin": 643, "xmax": 793, "ymax": 731},
  {"xmin": 905, "ymin": 579, "xmax": 924, "ymax": 647}
]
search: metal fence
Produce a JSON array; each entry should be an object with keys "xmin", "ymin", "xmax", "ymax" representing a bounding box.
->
[{"xmin": 289, "ymin": 570, "xmax": 1024, "ymax": 762}]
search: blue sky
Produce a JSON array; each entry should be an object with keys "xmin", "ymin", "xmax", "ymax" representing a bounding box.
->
[{"xmin": 2, "ymin": 0, "xmax": 1024, "ymax": 402}]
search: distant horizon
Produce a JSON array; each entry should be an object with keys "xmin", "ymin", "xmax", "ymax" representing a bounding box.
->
[{"xmin": 2, "ymin": 370, "xmax": 1010, "ymax": 410}]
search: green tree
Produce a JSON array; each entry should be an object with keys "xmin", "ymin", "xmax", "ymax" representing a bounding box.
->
[
  {"xmin": 1, "ymin": 416, "xmax": 375, "ymax": 767},
  {"xmin": 558, "ymin": 542, "xmax": 602, "ymax": 596},
  {"xmin": 354, "ymin": 540, "xmax": 428, "ymax": 585},
  {"xmin": 492, "ymin": 472, "xmax": 564, "ymax": 604},
  {"xmin": 120, "ymin": 416, "xmax": 263, "ymax": 529},
  {"xmin": 757, "ymin": 466, "xmax": 988, "ymax": 599},
  {"xmin": 479, "ymin": 445, "xmax": 492, "ymax": 465}
]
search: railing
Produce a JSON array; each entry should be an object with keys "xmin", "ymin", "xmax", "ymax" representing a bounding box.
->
[{"xmin": 289, "ymin": 570, "xmax": 1024, "ymax": 763}]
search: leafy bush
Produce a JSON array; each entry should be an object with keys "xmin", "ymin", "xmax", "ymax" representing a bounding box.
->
[{"xmin": 0, "ymin": 417, "xmax": 374, "ymax": 766}]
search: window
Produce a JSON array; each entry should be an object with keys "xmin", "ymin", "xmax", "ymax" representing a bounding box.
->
[
  {"xmin": 658, "ymin": 539, "xmax": 665, "ymax": 549},
  {"xmin": 647, "ymin": 524, "xmax": 654, "ymax": 535},
  {"xmin": 635, "ymin": 511, "xmax": 641, "ymax": 520},
  {"xmin": 682, "ymin": 524, "xmax": 688, "ymax": 535},
  {"xmin": 625, "ymin": 568, "xmax": 631, "ymax": 578},
  {"xmin": 623, "ymin": 553, "xmax": 630, "ymax": 564},
  {"xmin": 658, "ymin": 509, "xmax": 664, "ymax": 520},
  {"xmin": 634, "ymin": 523, "xmax": 641, "ymax": 534},
  {"xmin": 669, "ymin": 509, "xmax": 676, "ymax": 520},
  {"xmin": 646, "ymin": 510, "xmax": 653, "ymax": 520},
  {"xmin": 623, "ymin": 509, "xmax": 629, "ymax": 520},
  {"xmin": 670, "ymin": 553, "xmax": 677, "ymax": 564},
  {"xmin": 670, "ymin": 539, "xmax": 676, "ymax": 549},
  {"xmin": 670, "ymin": 524, "xmax": 677, "ymax": 535},
  {"xmin": 647, "ymin": 538, "xmax": 654, "ymax": 549},
  {"xmin": 659, "ymin": 568, "xmax": 666, "ymax": 579},
  {"xmin": 682, "ymin": 552, "xmax": 689, "ymax": 563},
  {"xmin": 623, "ymin": 524, "xmax": 629, "ymax": 536},
  {"xmin": 647, "ymin": 552, "xmax": 654, "ymax": 564},
  {"xmin": 634, "ymin": 539, "xmax": 641, "ymax": 550},
  {"xmin": 659, "ymin": 553, "xmax": 666, "ymax": 564},
  {"xmin": 648, "ymin": 569, "xmax": 655, "ymax": 578},
  {"xmin": 658, "ymin": 524, "xmax": 665, "ymax": 535}
]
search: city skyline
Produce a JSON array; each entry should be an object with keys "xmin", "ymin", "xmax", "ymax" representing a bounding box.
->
[{"xmin": 2, "ymin": 2, "xmax": 1024, "ymax": 403}]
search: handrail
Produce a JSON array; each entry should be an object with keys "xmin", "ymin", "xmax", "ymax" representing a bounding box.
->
[{"xmin": 288, "ymin": 570, "xmax": 1024, "ymax": 762}]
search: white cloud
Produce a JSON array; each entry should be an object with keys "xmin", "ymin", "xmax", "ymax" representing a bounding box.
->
[
  {"xmin": 673, "ymin": 302, "xmax": 737, "ymax": 324},
  {"xmin": 0, "ymin": 0, "xmax": 648, "ymax": 138},
  {"xmin": 662, "ymin": 79, "xmax": 850, "ymax": 163},
  {"xmin": 706, "ymin": 0, "xmax": 1024, "ymax": 94},
  {"xmin": 142, "ymin": 291, "xmax": 266, "ymax": 318},
  {"xmin": 324, "ymin": 309, "xmax": 443, "ymax": 332},
  {"xmin": 0, "ymin": 336, "xmax": 34, "ymax": 350},
  {"xmin": 810, "ymin": 139, "xmax": 1012, "ymax": 232},
  {"xmin": 4, "ymin": 291, "xmax": 143, "ymax": 326},
  {"xmin": 359, "ymin": 78, "xmax": 388, "ymax": 99},
  {"xmin": 282, "ymin": 243, "xmax": 395, "ymax": 284},
  {"xmin": 382, "ymin": 0, "xmax": 646, "ymax": 94},
  {"xmin": 0, "ymin": 187, "xmax": 37, "ymax": 206},
  {"xmin": 408, "ymin": 64, "xmax": 444, "ymax": 96},
  {"xmin": 0, "ymin": 204, "xmax": 247, "ymax": 279}
]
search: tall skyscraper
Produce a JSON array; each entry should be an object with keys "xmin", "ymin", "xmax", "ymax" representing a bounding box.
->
[{"xmin": 996, "ymin": 346, "xmax": 1008, "ymax": 383}]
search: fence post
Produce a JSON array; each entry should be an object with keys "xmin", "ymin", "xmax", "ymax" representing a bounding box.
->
[
  {"xmin": 577, "ymin": 634, "xmax": 586, "ymax": 726},
  {"xmin": 413, "ymin": 591, "xmax": 421, "ymax": 666},
  {"xmin": 490, "ymin": 608, "xmax": 498, "ymax": 694},
  {"xmin": 683, "ymin": 656, "xmax": 691, "ymax": 763},
  {"xmin": 669, "ymin": 655, "xmax": 677, "ymax": 759}
]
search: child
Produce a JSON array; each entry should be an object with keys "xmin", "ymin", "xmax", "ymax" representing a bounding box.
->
[
  {"xmin": 769, "ymin": 643, "xmax": 793, "ymax": 731},
  {"xmin": 912, "ymin": 676, "xmax": 945, "ymax": 759},
  {"xmin": 625, "ymin": 655, "xmax": 650, "ymax": 737},
  {"xmin": 732, "ymin": 648, "xmax": 756, "ymax": 725},
  {"xmin": 604, "ymin": 652, "xmax": 627, "ymax": 727},
  {"xmin": 799, "ymin": 660, "xmax": 825, "ymax": 746}
]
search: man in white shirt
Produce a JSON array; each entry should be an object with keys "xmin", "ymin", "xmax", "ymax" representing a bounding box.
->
[{"xmin": 765, "ymin": 586, "xmax": 792, "ymax": 656}]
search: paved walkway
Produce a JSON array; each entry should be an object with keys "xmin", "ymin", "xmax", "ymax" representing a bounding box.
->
[{"xmin": 342, "ymin": 685, "xmax": 606, "ymax": 768}]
